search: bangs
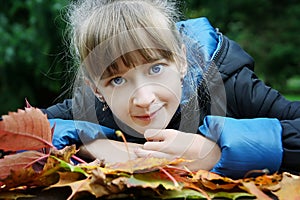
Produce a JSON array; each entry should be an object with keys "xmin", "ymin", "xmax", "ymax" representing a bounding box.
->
[
  {"xmin": 84, "ymin": 27, "xmax": 182, "ymax": 80},
  {"xmin": 102, "ymin": 48, "xmax": 174, "ymax": 79}
]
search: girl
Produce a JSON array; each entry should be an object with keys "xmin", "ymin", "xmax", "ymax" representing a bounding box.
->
[{"xmin": 43, "ymin": 0, "xmax": 300, "ymax": 179}]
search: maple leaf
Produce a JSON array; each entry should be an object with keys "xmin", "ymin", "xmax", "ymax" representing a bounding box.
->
[{"xmin": 0, "ymin": 107, "xmax": 53, "ymax": 151}]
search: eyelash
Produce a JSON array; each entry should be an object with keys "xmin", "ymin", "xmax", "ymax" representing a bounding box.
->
[
  {"xmin": 149, "ymin": 64, "xmax": 164, "ymax": 75},
  {"xmin": 108, "ymin": 63, "xmax": 167, "ymax": 87},
  {"xmin": 110, "ymin": 76, "xmax": 125, "ymax": 86}
]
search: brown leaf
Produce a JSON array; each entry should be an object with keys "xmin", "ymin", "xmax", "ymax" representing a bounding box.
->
[
  {"xmin": 106, "ymin": 157, "xmax": 187, "ymax": 174},
  {"xmin": 89, "ymin": 168, "xmax": 112, "ymax": 198},
  {"xmin": 0, "ymin": 151, "xmax": 60, "ymax": 191},
  {"xmin": 0, "ymin": 108, "xmax": 53, "ymax": 151},
  {"xmin": 272, "ymin": 172, "xmax": 300, "ymax": 200},
  {"xmin": 0, "ymin": 191, "xmax": 35, "ymax": 199},
  {"xmin": 51, "ymin": 172, "xmax": 85, "ymax": 186},
  {"xmin": 50, "ymin": 145, "xmax": 77, "ymax": 163},
  {"xmin": 193, "ymin": 170, "xmax": 239, "ymax": 190},
  {"xmin": 242, "ymin": 181, "xmax": 273, "ymax": 200},
  {"xmin": 0, "ymin": 151, "xmax": 45, "ymax": 180},
  {"xmin": 48, "ymin": 174, "xmax": 95, "ymax": 200}
]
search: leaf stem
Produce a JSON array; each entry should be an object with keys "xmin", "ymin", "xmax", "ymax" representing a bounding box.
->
[
  {"xmin": 159, "ymin": 167, "xmax": 179, "ymax": 188},
  {"xmin": 115, "ymin": 130, "xmax": 131, "ymax": 160}
]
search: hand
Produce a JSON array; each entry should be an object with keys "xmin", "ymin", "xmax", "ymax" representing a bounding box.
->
[
  {"xmin": 135, "ymin": 129, "xmax": 221, "ymax": 171},
  {"xmin": 79, "ymin": 139, "xmax": 143, "ymax": 164}
]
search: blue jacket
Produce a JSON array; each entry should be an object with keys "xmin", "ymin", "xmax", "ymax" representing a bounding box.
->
[{"xmin": 42, "ymin": 17, "xmax": 300, "ymax": 176}]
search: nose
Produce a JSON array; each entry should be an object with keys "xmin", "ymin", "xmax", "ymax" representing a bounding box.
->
[{"xmin": 132, "ymin": 85, "xmax": 155, "ymax": 108}]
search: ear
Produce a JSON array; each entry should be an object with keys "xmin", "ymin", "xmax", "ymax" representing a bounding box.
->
[
  {"xmin": 85, "ymin": 78, "xmax": 104, "ymax": 101},
  {"xmin": 180, "ymin": 44, "xmax": 188, "ymax": 80}
]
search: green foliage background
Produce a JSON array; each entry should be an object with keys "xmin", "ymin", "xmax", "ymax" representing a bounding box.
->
[
  {"xmin": 1, "ymin": 0, "xmax": 300, "ymax": 115},
  {"xmin": 0, "ymin": 0, "xmax": 71, "ymax": 115}
]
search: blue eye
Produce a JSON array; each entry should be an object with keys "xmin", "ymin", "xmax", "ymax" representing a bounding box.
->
[
  {"xmin": 149, "ymin": 64, "xmax": 163, "ymax": 75},
  {"xmin": 110, "ymin": 77, "xmax": 125, "ymax": 86}
]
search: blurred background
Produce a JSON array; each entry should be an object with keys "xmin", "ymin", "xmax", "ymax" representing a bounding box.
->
[{"xmin": 1, "ymin": 0, "xmax": 300, "ymax": 115}]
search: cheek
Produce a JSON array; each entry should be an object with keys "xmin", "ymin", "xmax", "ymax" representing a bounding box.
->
[
  {"xmin": 162, "ymin": 77, "xmax": 182, "ymax": 103},
  {"xmin": 106, "ymin": 89, "xmax": 131, "ymax": 117}
]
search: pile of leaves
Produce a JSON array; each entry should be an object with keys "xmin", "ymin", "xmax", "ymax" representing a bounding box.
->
[{"xmin": 0, "ymin": 107, "xmax": 300, "ymax": 200}]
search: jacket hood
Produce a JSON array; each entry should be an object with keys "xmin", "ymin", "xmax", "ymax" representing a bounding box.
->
[{"xmin": 176, "ymin": 17, "xmax": 254, "ymax": 81}]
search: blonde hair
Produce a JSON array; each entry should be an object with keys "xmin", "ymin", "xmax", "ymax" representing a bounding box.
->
[{"xmin": 66, "ymin": 0, "xmax": 184, "ymax": 82}]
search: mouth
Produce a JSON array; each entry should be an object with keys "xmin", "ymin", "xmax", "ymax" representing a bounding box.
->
[{"xmin": 132, "ymin": 106, "xmax": 163, "ymax": 121}]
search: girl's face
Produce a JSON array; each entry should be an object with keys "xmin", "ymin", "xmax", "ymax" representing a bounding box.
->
[{"xmin": 96, "ymin": 56, "xmax": 184, "ymax": 134}]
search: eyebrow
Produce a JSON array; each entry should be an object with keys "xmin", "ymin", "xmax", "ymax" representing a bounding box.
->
[
  {"xmin": 101, "ymin": 68, "xmax": 122, "ymax": 80},
  {"xmin": 100, "ymin": 57, "xmax": 163, "ymax": 80}
]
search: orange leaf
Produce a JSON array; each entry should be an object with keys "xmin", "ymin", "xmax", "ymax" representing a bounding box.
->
[
  {"xmin": 242, "ymin": 173, "xmax": 282, "ymax": 191},
  {"xmin": 0, "ymin": 107, "xmax": 53, "ymax": 151}
]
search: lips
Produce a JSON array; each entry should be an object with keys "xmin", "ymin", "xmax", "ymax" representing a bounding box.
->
[{"xmin": 132, "ymin": 106, "xmax": 163, "ymax": 121}]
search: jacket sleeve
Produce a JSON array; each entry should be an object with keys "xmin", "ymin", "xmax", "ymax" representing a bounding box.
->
[
  {"xmin": 40, "ymin": 99, "xmax": 74, "ymax": 119},
  {"xmin": 199, "ymin": 116, "xmax": 283, "ymax": 179},
  {"xmin": 49, "ymin": 119, "xmax": 119, "ymax": 149},
  {"xmin": 224, "ymin": 66, "xmax": 300, "ymax": 173}
]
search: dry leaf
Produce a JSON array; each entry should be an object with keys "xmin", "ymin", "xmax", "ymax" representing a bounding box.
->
[
  {"xmin": 272, "ymin": 172, "xmax": 300, "ymax": 200},
  {"xmin": 1, "ymin": 107, "xmax": 300, "ymax": 200},
  {"xmin": 107, "ymin": 157, "xmax": 187, "ymax": 174},
  {"xmin": 193, "ymin": 169, "xmax": 239, "ymax": 190},
  {"xmin": 0, "ymin": 151, "xmax": 46, "ymax": 180},
  {"xmin": 0, "ymin": 108, "xmax": 53, "ymax": 151},
  {"xmin": 242, "ymin": 181, "xmax": 273, "ymax": 200}
]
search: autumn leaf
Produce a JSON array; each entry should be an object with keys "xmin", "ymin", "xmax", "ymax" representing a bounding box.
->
[
  {"xmin": 126, "ymin": 171, "xmax": 184, "ymax": 190},
  {"xmin": 242, "ymin": 181, "xmax": 273, "ymax": 200},
  {"xmin": 159, "ymin": 188, "xmax": 254, "ymax": 200},
  {"xmin": 0, "ymin": 146, "xmax": 81, "ymax": 192},
  {"xmin": 50, "ymin": 145, "xmax": 77, "ymax": 163},
  {"xmin": 241, "ymin": 172, "xmax": 282, "ymax": 191},
  {"xmin": 48, "ymin": 174, "xmax": 93, "ymax": 200},
  {"xmin": 1, "ymin": 106, "xmax": 300, "ymax": 200},
  {"xmin": 106, "ymin": 157, "xmax": 188, "ymax": 174},
  {"xmin": 0, "ymin": 191, "xmax": 35, "ymax": 200},
  {"xmin": 0, "ymin": 151, "xmax": 49, "ymax": 191},
  {"xmin": 48, "ymin": 156, "xmax": 89, "ymax": 176},
  {"xmin": 193, "ymin": 169, "xmax": 239, "ymax": 190},
  {"xmin": 273, "ymin": 172, "xmax": 300, "ymax": 200},
  {"xmin": 0, "ymin": 107, "xmax": 53, "ymax": 151},
  {"xmin": 0, "ymin": 151, "xmax": 46, "ymax": 180}
]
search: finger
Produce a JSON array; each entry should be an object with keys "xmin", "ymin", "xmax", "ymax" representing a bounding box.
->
[
  {"xmin": 135, "ymin": 147, "xmax": 173, "ymax": 159},
  {"xmin": 143, "ymin": 140, "xmax": 164, "ymax": 151},
  {"xmin": 144, "ymin": 129, "xmax": 166, "ymax": 141}
]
